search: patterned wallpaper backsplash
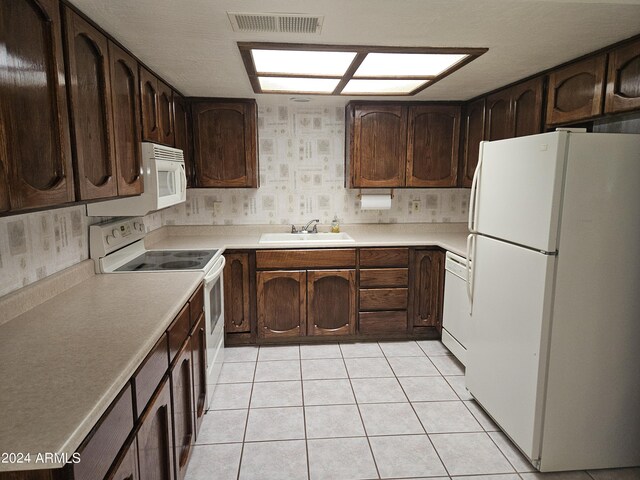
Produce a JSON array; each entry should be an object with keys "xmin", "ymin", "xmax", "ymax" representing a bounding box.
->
[
  {"xmin": 0, "ymin": 103, "xmax": 469, "ymax": 298},
  {"xmin": 162, "ymin": 104, "xmax": 470, "ymax": 226}
]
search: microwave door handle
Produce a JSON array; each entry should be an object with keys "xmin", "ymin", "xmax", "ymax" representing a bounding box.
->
[
  {"xmin": 180, "ymin": 167, "xmax": 187, "ymax": 194},
  {"xmin": 204, "ymin": 256, "xmax": 226, "ymax": 285}
]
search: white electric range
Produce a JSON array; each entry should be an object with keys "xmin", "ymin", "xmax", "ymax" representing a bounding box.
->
[{"xmin": 90, "ymin": 217, "xmax": 225, "ymax": 403}]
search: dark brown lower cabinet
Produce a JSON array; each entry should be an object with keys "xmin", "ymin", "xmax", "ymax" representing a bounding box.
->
[
  {"xmin": 224, "ymin": 253, "xmax": 252, "ymax": 333},
  {"xmin": 409, "ymin": 249, "xmax": 445, "ymax": 332},
  {"xmin": 137, "ymin": 376, "xmax": 175, "ymax": 480},
  {"xmin": 170, "ymin": 342, "xmax": 195, "ymax": 480},
  {"xmin": 257, "ymin": 270, "xmax": 306, "ymax": 338},
  {"xmin": 307, "ymin": 269, "xmax": 356, "ymax": 336},
  {"xmin": 190, "ymin": 312, "xmax": 207, "ymax": 436},
  {"xmin": 105, "ymin": 437, "xmax": 139, "ymax": 480}
]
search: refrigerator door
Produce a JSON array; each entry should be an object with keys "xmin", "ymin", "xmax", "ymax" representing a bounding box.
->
[
  {"xmin": 472, "ymin": 132, "xmax": 568, "ymax": 252},
  {"xmin": 466, "ymin": 234, "xmax": 556, "ymax": 463}
]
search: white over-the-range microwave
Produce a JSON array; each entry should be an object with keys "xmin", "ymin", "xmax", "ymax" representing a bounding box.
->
[{"xmin": 87, "ymin": 142, "xmax": 186, "ymax": 217}]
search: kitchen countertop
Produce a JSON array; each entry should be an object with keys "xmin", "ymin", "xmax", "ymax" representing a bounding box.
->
[
  {"xmin": 146, "ymin": 223, "xmax": 470, "ymax": 257},
  {"xmin": 0, "ymin": 222, "xmax": 468, "ymax": 471},
  {"xmin": 0, "ymin": 269, "xmax": 203, "ymax": 471}
]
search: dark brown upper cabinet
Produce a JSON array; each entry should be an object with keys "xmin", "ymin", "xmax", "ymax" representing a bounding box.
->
[
  {"xmin": 459, "ymin": 98, "xmax": 486, "ymax": 187},
  {"xmin": 108, "ymin": 41, "xmax": 143, "ymax": 197},
  {"xmin": 191, "ymin": 100, "xmax": 258, "ymax": 188},
  {"xmin": 406, "ymin": 105, "xmax": 460, "ymax": 187},
  {"xmin": 157, "ymin": 79, "xmax": 175, "ymax": 146},
  {"xmin": 511, "ymin": 78, "xmax": 544, "ymax": 137},
  {"xmin": 140, "ymin": 66, "xmax": 160, "ymax": 143},
  {"xmin": 605, "ymin": 38, "xmax": 640, "ymax": 114},
  {"xmin": 546, "ymin": 55, "xmax": 606, "ymax": 126},
  {"xmin": 347, "ymin": 104, "xmax": 407, "ymax": 188},
  {"xmin": 173, "ymin": 92, "xmax": 192, "ymax": 185},
  {"xmin": 64, "ymin": 7, "xmax": 118, "ymax": 201},
  {"xmin": 1, "ymin": 0, "xmax": 75, "ymax": 211},
  {"xmin": 485, "ymin": 77, "xmax": 543, "ymax": 140},
  {"xmin": 307, "ymin": 269, "xmax": 356, "ymax": 336}
]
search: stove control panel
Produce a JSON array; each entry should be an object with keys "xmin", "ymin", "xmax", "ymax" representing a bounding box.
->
[{"xmin": 90, "ymin": 217, "xmax": 146, "ymax": 259}]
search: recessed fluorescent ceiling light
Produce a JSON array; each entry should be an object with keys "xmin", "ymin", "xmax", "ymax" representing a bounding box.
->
[
  {"xmin": 238, "ymin": 43, "xmax": 487, "ymax": 95},
  {"xmin": 354, "ymin": 53, "xmax": 468, "ymax": 77},
  {"xmin": 342, "ymin": 79, "xmax": 429, "ymax": 94},
  {"xmin": 252, "ymin": 49, "xmax": 356, "ymax": 76},
  {"xmin": 258, "ymin": 77, "xmax": 340, "ymax": 93}
]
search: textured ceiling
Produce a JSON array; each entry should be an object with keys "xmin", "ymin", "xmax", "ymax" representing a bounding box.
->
[{"xmin": 69, "ymin": 0, "xmax": 640, "ymax": 104}]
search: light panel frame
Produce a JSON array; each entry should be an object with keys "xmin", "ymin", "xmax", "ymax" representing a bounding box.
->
[{"xmin": 238, "ymin": 42, "xmax": 488, "ymax": 96}]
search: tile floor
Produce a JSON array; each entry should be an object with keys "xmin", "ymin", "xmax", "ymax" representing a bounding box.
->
[{"xmin": 186, "ymin": 340, "xmax": 640, "ymax": 480}]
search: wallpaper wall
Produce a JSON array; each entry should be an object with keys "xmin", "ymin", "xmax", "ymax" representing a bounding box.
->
[
  {"xmin": 162, "ymin": 104, "xmax": 470, "ymax": 226},
  {"xmin": 0, "ymin": 103, "xmax": 469, "ymax": 298}
]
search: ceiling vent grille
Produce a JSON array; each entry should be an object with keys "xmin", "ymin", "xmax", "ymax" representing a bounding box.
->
[{"xmin": 228, "ymin": 13, "xmax": 323, "ymax": 34}]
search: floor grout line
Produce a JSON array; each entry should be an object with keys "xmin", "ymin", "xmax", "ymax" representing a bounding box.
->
[
  {"xmin": 298, "ymin": 344, "xmax": 312, "ymax": 480},
  {"xmin": 234, "ymin": 347, "xmax": 259, "ymax": 480}
]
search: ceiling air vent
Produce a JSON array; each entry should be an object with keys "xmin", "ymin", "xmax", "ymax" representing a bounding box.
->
[{"xmin": 228, "ymin": 13, "xmax": 324, "ymax": 34}]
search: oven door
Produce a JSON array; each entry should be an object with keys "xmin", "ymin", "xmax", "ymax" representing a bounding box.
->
[{"xmin": 204, "ymin": 255, "xmax": 225, "ymax": 397}]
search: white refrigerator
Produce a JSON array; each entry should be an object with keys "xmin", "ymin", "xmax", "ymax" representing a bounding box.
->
[{"xmin": 465, "ymin": 131, "xmax": 640, "ymax": 472}]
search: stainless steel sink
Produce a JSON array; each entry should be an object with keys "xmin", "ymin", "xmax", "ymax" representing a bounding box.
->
[{"xmin": 259, "ymin": 232, "xmax": 355, "ymax": 244}]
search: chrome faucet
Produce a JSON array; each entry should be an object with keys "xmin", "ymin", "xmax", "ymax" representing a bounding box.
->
[{"xmin": 301, "ymin": 219, "xmax": 320, "ymax": 234}]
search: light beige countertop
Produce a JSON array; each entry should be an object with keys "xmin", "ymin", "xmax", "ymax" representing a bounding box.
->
[
  {"xmin": 0, "ymin": 222, "xmax": 467, "ymax": 472},
  {"xmin": 0, "ymin": 266, "xmax": 203, "ymax": 471},
  {"xmin": 146, "ymin": 223, "xmax": 470, "ymax": 257}
]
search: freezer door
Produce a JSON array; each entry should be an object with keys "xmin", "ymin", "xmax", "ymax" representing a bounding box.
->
[
  {"xmin": 466, "ymin": 235, "xmax": 556, "ymax": 462},
  {"xmin": 473, "ymin": 132, "xmax": 568, "ymax": 252}
]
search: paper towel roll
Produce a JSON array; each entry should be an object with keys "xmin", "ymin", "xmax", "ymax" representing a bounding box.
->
[{"xmin": 360, "ymin": 194, "xmax": 392, "ymax": 210}]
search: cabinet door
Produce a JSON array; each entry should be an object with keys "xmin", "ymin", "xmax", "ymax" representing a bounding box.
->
[
  {"xmin": 307, "ymin": 269, "xmax": 356, "ymax": 336},
  {"xmin": 190, "ymin": 312, "xmax": 207, "ymax": 436},
  {"xmin": 485, "ymin": 90, "xmax": 512, "ymax": 141},
  {"xmin": 459, "ymin": 98, "xmax": 485, "ymax": 187},
  {"xmin": 410, "ymin": 250, "xmax": 445, "ymax": 330},
  {"xmin": 140, "ymin": 66, "xmax": 160, "ymax": 142},
  {"xmin": 173, "ymin": 93, "xmax": 193, "ymax": 186},
  {"xmin": 105, "ymin": 437, "xmax": 139, "ymax": 480},
  {"xmin": 170, "ymin": 341, "xmax": 195, "ymax": 480},
  {"xmin": 511, "ymin": 77, "xmax": 544, "ymax": 137},
  {"xmin": 157, "ymin": 79, "xmax": 175, "ymax": 146},
  {"xmin": 64, "ymin": 8, "xmax": 117, "ymax": 201},
  {"xmin": 192, "ymin": 101, "xmax": 258, "ymax": 187},
  {"xmin": 257, "ymin": 271, "xmax": 306, "ymax": 338},
  {"xmin": 108, "ymin": 41, "xmax": 143, "ymax": 196},
  {"xmin": 605, "ymin": 38, "xmax": 640, "ymax": 114},
  {"xmin": 224, "ymin": 253, "xmax": 251, "ymax": 333},
  {"xmin": 546, "ymin": 55, "xmax": 606, "ymax": 125},
  {"xmin": 406, "ymin": 105, "xmax": 460, "ymax": 187},
  {"xmin": 137, "ymin": 376, "xmax": 175, "ymax": 480},
  {"xmin": 1, "ymin": 0, "xmax": 74, "ymax": 211},
  {"xmin": 350, "ymin": 105, "xmax": 407, "ymax": 187}
]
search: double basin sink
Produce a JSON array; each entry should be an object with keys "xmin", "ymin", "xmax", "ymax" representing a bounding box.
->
[{"xmin": 259, "ymin": 232, "xmax": 355, "ymax": 244}]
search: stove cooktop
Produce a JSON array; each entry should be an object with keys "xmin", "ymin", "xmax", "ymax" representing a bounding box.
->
[{"xmin": 115, "ymin": 249, "xmax": 218, "ymax": 272}]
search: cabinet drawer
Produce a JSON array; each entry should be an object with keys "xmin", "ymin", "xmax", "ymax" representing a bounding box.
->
[
  {"xmin": 133, "ymin": 334, "xmax": 169, "ymax": 417},
  {"xmin": 256, "ymin": 249, "xmax": 356, "ymax": 269},
  {"xmin": 359, "ymin": 311, "xmax": 407, "ymax": 334},
  {"xmin": 360, "ymin": 288, "xmax": 408, "ymax": 311},
  {"xmin": 73, "ymin": 384, "xmax": 134, "ymax": 480},
  {"xmin": 359, "ymin": 248, "xmax": 409, "ymax": 267},
  {"xmin": 168, "ymin": 302, "xmax": 190, "ymax": 365},
  {"xmin": 189, "ymin": 283, "xmax": 204, "ymax": 326},
  {"xmin": 360, "ymin": 268, "xmax": 408, "ymax": 288}
]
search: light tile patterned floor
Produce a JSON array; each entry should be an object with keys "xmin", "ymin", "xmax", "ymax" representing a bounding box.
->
[{"xmin": 187, "ymin": 340, "xmax": 640, "ymax": 480}]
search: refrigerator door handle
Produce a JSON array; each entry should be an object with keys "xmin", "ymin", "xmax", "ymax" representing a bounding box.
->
[
  {"xmin": 468, "ymin": 143, "xmax": 484, "ymax": 233},
  {"xmin": 466, "ymin": 233, "xmax": 476, "ymax": 312}
]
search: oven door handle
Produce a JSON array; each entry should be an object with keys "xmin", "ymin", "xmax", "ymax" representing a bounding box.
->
[{"xmin": 204, "ymin": 255, "xmax": 226, "ymax": 285}]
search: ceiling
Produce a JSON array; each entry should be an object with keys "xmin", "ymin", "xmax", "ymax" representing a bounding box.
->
[{"xmin": 69, "ymin": 0, "xmax": 640, "ymax": 104}]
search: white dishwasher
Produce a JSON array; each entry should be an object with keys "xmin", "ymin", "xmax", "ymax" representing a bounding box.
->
[{"xmin": 442, "ymin": 251, "xmax": 470, "ymax": 365}]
